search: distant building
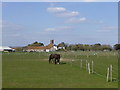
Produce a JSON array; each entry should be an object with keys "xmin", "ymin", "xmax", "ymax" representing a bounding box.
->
[
  {"xmin": 23, "ymin": 40, "xmax": 58, "ymax": 52},
  {"xmin": 58, "ymin": 47, "xmax": 65, "ymax": 50},
  {"xmin": 0, "ymin": 46, "xmax": 15, "ymax": 52}
]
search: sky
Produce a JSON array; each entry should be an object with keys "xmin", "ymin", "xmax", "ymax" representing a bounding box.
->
[{"xmin": 2, "ymin": 2, "xmax": 118, "ymax": 46}]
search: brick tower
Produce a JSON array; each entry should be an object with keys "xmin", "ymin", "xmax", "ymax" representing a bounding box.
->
[{"xmin": 50, "ymin": 40, "xmax": 54, "ymax": 44}]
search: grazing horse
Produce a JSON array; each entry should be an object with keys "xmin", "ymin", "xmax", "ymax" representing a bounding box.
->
[{"xmin": 49, "ymin": 54, "xmax": 60, "ymax": 64}]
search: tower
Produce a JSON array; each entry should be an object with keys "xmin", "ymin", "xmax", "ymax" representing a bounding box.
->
[{"xmin": 50, "ymin": 40, "xmax": 54, "ymax": 44}]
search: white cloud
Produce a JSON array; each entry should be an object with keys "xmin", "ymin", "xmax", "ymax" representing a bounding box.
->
[
  {"xmin": 79, "ymin": 17, "xmax": 87, "ymax": 22},
  {"xmin": 65, "ymin": 17, "xmax": 87, "ymax": 23},
  {"xmin": 47, "ymin": 7, "xmax": 79, "ymax": 17},
  {"xmin": 45, "ymin": 28, "xmax": 56, "ymax": 31},
  {"xmin": 45, "ymin": 26, "xmax": 73, "ymax": 32},
  {"xmin": 97, "ymin": 26, "xmax": 118, "ymax": 32},
  {"xmin": 47, "ymin": 7, "xmax": 66, "ymax": 13},
  {"xmin": 56, "ymin": 11, "xmax": 79, "ymax": 17}
]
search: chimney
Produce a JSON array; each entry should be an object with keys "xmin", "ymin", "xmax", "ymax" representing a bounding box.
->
[{"xmin": 50, "ymin": 40, "xmax": 54, "ymax": 44}]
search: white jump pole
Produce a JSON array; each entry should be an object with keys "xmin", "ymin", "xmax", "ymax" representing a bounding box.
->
[
  {"xmin": 88, "ymin": 63, "xmax": 90, "ymax": 74},
  {"xmin": 106, "ymin": 67, "xmax": 110, "ymax": 82},
  {"xmin": 80, "ymin": 60, "xmax": 82, "ymax": 69},
  {"xmin": 92, "ymin": 61, "xmax": 94, "ymax": 74},
  {"xmin": 110, "ymin": 65, "xmax": 112, "ymax": 82}
]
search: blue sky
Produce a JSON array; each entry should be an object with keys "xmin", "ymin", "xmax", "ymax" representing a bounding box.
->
[{"xmin": 2, "ymin": 2, "xmax": 118, "ymax": 46}]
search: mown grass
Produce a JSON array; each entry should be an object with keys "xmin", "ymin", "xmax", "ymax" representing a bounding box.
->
[{"xmin": 2, "ymin": 51, "xmax": 118, "ymax": 88}]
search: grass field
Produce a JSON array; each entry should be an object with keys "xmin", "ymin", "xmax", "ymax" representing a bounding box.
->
[{"xmin": 2, "ymin": 51, "xmax": 118, "ymax": 88}]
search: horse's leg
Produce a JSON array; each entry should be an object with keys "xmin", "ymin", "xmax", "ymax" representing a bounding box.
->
[
  {"xmin": 56, "ymin": 59, "xmax": 60, "ymax": 64},
  {"xmin": 55, "ymin": 59, "xmax": 57, "ymax": 64},
  {"xmin": 57, "ymin": 59, "xmax": 60, "ymax": 64},
  {"xmin": 51, "ymin": 58, "xmax": 53, "ymax": 63}
]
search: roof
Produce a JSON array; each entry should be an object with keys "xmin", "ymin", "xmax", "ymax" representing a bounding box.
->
[
  {"xmin": 0, "ymin": 46, "xmax": 13, "ymax": 50},
  {"xmin": 25, "ymin": 43, "xmax": 54, "ymax": 50}
]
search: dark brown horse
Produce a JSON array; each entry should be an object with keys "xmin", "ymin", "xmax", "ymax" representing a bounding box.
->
[{"xmin": 49, "ymin": 54, "xmax": 60, "ymax": 64}]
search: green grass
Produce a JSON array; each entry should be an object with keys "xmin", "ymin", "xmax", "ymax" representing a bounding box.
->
[{"xmin": 2, "ymin": 51, "xmax": 118, "ymax": 88}]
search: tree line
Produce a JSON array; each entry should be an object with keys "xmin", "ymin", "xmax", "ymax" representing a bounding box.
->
[
  {"xmin": 27, "ymin": 41, "xmax": 120, "ymax": 51},
  {"xmin": 14, "ymin": 41, "xmax": 120, "ymax": 51},
  {"xmin": 57, "ymin": 42, "xmax": 120, "ymax": 51}
]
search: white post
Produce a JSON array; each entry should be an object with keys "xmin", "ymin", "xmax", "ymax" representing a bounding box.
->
[
  {"xmin": 92, "ymin": 61, "xmax": 94, "ymax": 74},
  {"xmin": 88, "ymin": 63, "xmax": 90, "ymax": 74},
  {"xmin": 110, "ymin": 65, "xmax": 112, "ymax": 82},
  {"xmin": 80, "ymin": 60, "xmax": 82, "ymax": 69},
  {"xmin": 114, "ymin": 53, "xmax": 115, "ymax": 56},
  {"xmin": 106, "ymin": 67, "xmax": 110, "ymax": 82},
  {"xmin": 86, "ymin": 60, "xmax": 88, "ymax": 71}
]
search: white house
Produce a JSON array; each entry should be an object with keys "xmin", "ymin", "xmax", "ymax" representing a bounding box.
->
[
  {"xmin": 0, "ymin": 46, "xmax": 15, "ymax": 52},
  {"xmin": 23, "ymin": 40, "xmax": 58, "ymax": 52}
]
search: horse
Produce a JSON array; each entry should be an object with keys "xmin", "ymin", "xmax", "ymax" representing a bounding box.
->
[{"xmin": 49, "ymin": 54, "xmax": 60, "ymax": 64}]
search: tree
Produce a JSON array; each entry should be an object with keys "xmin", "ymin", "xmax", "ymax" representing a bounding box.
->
[
  {"xmin": 76, "ymin": 44, "xmax": 84, "ymax": 51},
  {"xmin": 15, "ymin": 47, "xmax": 23, "ymax": 51},
  {"xmin": 114, "ymin": 44, "xmax": 120, "ymax": 50},
  {"xmin": 57, "ymin": 42, "xmax": 68, "ymax": 49},
  {"xmin": 92, "ymin": 43, "xmax": 101, "ymax": 51},
  {"xmin": 101, "ymin": 45, "xmax": 112, "ymax": 51},
  {"xmin": 84, "ymin": 44, "xmax": 91, "ymax": 51},
  {"xmin": 28, "ymin": 41, "xmax": 44, "ymax": 46},
  {"xmin": 57, "ymin": 42, "xmax": 65, "ymax": 47},
  {"xmin": 94, "ymin": 43, "xmax": 101, "ymax": 46},
  {"xmin": 69, "ymin": 44, "xmax": 78, "ymax": 51}
]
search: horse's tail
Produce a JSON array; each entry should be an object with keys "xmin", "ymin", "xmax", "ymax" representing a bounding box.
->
[{"xmin": 49, "ymin": 54, "xmax": 53, "ymax": 63}]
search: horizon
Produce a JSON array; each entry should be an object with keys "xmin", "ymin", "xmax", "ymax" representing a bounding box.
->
[
  {"xmin": 2, "ymin": 39, "xmax": 117, "ymax": 47},
  {"xmin": 2, "ymin": 2, "xmax": 118, "ymax": 46}
]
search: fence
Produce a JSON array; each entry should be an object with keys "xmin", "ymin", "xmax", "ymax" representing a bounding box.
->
[{"xmin": 68, "ymin": 54, "xmax": 118, "ymax": 82}]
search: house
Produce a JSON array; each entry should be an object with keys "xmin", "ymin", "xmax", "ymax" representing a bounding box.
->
[
  {"xmin": 58, "ymin": 46, "xmax": 65, "ymax": 50},
  {"xmin": 0, "ymin": 46, "xmax": 15, "ymax": 52},
  {"xmin": 23, "ymin": 40, "xmax": 58, "ymax": 52}
]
